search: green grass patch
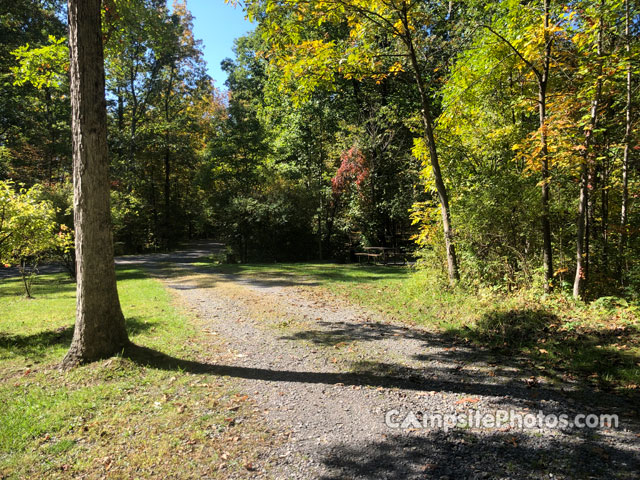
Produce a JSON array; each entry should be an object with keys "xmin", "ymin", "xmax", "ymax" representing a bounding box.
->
[
  {"xmin": 0, "ymin": 268, "xmax": 273, "ymax": 479},
  {"xmin": 207, "ymin": 262, "xmax": 640, "ymax": 394}
]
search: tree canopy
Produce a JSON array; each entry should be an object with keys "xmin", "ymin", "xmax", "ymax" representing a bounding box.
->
[{"xmin": 2, "ymin": 0, "xmax": 639, "ymax": 299}]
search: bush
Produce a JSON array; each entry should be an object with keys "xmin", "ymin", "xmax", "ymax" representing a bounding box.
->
[{"xmin": 0, "ymin": 181, "xmax": 71, "ymax": 297}]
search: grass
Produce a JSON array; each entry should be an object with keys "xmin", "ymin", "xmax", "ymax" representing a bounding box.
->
[
  {"xmin": 0, "ymin": 268, "xmax": 275, "ymax": 479},
  {"xmin": 2, "ymin": 258, "xmax": 638, "ymax": 476},
  {"xmin": 204, "ymin": 261, "xmax": 640, "ymax": 395}
]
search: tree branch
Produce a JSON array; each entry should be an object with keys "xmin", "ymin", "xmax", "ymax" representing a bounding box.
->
[{"xmin": 481, "ymin": 24, "xmax": 542, "ymax": 83}]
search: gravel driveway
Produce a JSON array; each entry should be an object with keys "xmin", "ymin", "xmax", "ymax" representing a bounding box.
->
[{"xmin": 117, "ymin": 244, "xmax": 640, "ymax": 479}]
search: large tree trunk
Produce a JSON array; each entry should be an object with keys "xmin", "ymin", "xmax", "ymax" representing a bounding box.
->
[
  {"xmin": 62, "ymin": 0, "xmax": 129, "ymax": 368},
  {"xmin": 574, "ymin": 0, "xmax": 605, "ymax": 299},
  {"xmin": 539, "ymin": 0, "xmax": 553, "ymax": 292},
  {"xmin": 618, "ymin": 0, "xmax": 633, "ymax": 280}
]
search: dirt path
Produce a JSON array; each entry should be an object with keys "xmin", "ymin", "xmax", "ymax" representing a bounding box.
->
[{"xmin": 118, "ymin": 245, "xmax": 640, "ymax": 479}]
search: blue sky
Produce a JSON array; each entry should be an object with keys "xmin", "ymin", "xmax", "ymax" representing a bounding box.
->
[{"xmin": 182, "ymin": 0, "xmax": 255, "ymax": 88}]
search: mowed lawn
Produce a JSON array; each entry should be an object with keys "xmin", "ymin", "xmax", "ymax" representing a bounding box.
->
[
  {"xmin": 207, "ymin": 261, "xmax": 640, "ymax": 395},
  {"xmin": 0, "ymin": 268, "xmax": 273, "ymax": 479},
  {"xmin": 1, "ymin": 261, "xmax": 638, "ymax": 478}
]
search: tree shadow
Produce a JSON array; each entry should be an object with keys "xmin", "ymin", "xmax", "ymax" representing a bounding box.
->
[
  {"xmin": 211, "ymin": 263, "xmax": 411, "ymax": 285},
  {"xmin": 224, "ymin": 273, "xmax": 321, "ymax": 288},
  {"xmin": 445, "ymin": 308, "xmax": 640, "ymax": 394},
  {"xmin": 120, "ymin": 343, "xmax": 638, "ymax": 412},
  {"xmin": 0, "ymin": 317, "xmax": 155, "ymax": 360},
  {"xmin": 470, "ymin": 308, "xmax": 559, "ymax": 350},
  {"xmin": 280, "ymin": 320, "xmax": 435, "ymax": 347},
  {"xmin": 0, "ymin": 274, "xmax": 76, "ymax": 297},
  {"xmin": 318, "ymin": 429, "xmax": 640, "ymax": 479},
  {"xmin": 274, "ymin": 315, "xmax": 639, "ymax": 414},
  {"xmin": 0, "ymin": 325, "xmax": 73, "ymax": 359},
  {"xmin": 121, "ymin": 343, "xmax": 506, "ymax": 395},
  {"xmin": 115, "ymin": 268, "xmax": 151, "ymax": 281}
]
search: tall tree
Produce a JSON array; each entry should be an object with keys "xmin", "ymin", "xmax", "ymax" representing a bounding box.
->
[
  {"xmin": 618, "ymin": 0, "xmax": 634, "ymax": 279},
  {"xmin": 62, "ymin": 0, "xmax": 128, "ymax": 367},
  {"xmin": 250, "ymin": 0, "xmax": 461, "ymax": 283},
  {"xmin": 483, "ymin": 0, "xmax": 556, "ymax": 291},
  {"xmin": 574, "ymin": 0, "xmax": 606, "ymax": 299}
]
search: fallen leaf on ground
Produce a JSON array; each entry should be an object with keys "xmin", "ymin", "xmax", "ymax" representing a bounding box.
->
[{"xmin": 454, "ymin": 397, "xmax": 479, "ymax": 405}]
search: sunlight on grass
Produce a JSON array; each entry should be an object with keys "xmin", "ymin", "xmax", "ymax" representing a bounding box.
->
[
  {"xmin": 208, "ymin": 261, "xmax": 640, "ymax": 394},
  {"xmin": 0, "ymin": 268, "xmax": 271, "ymax": 479}
]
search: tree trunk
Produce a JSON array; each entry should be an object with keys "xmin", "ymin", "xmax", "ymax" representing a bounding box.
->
[
  {"xmin": 618, "ymin": 0, "xmax": 632, "ymax": 281},
  {"xmin": 62, "ymin": 0, "xmax": 128, "ymax": 368},
  {"xmin": 574, "ymin": 163, "xmax": 589, "ymax": 297},
  {"xmin": 574, "ymin": 0, "xmax": 604, "ymax": 299},
  {"xmin": 602, "ymin": 157, "xmax": 609, "ymax": 273},
  {"xmin": 162, "ymin": 69, "xmax": 175, "ymax": 249},
  {"xmin": 403, "ymin": 10, "xmax": 459, "ymax": 284},
  {"xmin": 539, "ymin": 0, "xmax": 553, "ymax": 292},
  {"xmin": 164, "ymin": 145, "xmax": 171, "ymax": 249}
]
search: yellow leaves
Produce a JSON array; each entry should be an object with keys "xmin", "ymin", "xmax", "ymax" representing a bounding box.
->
[
  {"xmin": 546, "ymin": 23, "xmax": 564, "ymax": 35},
  {"xmin": 409, "ymin": 201, "xmax": 440, "ymax": 248},
  {"xmin": 412, "ymin": 137, "xmax": 438, "ymax": 193},
  {"xmin": 412, "ymin": 137, "xmax": 429, "ymax": 163},
  {"xmin": 388, "ymin": 61, "xmax": 404, "ymax": 74},
  {"xmin": 11, "ymin": 35, "xmax": 69, "ymax": 90},
  {"xmin": 259, "ymin": 0, "xmax": 423, "ymax": 104},
  {"xmin": 372, "ymin": 73, "xmax": 388, "ymax": 84}
]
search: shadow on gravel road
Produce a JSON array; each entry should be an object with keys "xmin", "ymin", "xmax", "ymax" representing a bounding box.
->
[
  {"xmin": 122, "ymin": 343, "xmax": 637, "ymax": 414},
  {"xmin": 318, "ymin": 429, "xmax": 640, "ymax": 480},
  {"xmin": 279, "ymin": 320, "xmax": 433, "ymax": 346},
  {"xmin": 122, "ymin": 344, "xmax": 508, "ymax": 396},
  {"xmin": 122, "ymin": 344, "xmax": 640, "ymax": 479}
]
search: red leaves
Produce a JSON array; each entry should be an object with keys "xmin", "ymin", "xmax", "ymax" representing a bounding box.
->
[{"xmin": 331, "ymin": 146, "xmax": 369, "ymax": 195}]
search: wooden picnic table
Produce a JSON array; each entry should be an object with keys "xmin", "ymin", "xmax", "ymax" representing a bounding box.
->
[{"xmin": 356, "ymin": 246, "xmax": 394, "ymax": 264}]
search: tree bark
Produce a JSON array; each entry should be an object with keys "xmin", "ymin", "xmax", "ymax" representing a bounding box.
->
[
  {"xmin": 402, "ymin": 7, "xmax": 459, "ymax": 284},
  {"xmin": 574, "ymin": 0, "xmax": 604, "ymax": 299},
  {"xmin": 539, "ymin": 0, "xmax": 553, "ymax": 292},
  {"xmin": 62, "ymin": 0, "xmax": 128, "ymax": 368},
  {"xmin": 618, "ymin": 0, "xmax": 632, "ymax": 280}
]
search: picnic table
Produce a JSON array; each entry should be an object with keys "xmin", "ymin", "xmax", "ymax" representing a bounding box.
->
[{"xmin": 355, "ymin": 246, "xmax": 394, "ymax": 264}]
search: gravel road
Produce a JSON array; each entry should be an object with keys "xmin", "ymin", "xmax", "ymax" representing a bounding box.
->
[{"xmin": 117, "ymin": 244, "xmax": 640, "ymax": 479}]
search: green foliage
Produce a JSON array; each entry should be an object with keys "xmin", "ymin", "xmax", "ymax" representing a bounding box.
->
[
  {"xmin": 0, "ymin": 181, "xmax": 71, "ymax": 297},
  {"xmin": 11, "ymin": 35, "xmax": 68, "ymax": 89},
  {"xmin": 1, "ymin": 0, "xmax": 70, "ymax": 184},
  {"xmin": 104, "ymin": 0, "xmax": 222, "ymax": 250},
  {"xmin": 0, "ymin": 181, "xmax": 57, "ymax": 262},
  {"xmin": 3, "ymin": 0, "xmax": 640, "ymax": 299}
]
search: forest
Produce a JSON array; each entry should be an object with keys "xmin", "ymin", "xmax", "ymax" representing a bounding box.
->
[
  {"xmin": 2, "ymin": 1, "xmax": 640, "ymax": 478},
  {"xmin": 1, "ymin": 0, "xmax": 639, "ymax": 300}
]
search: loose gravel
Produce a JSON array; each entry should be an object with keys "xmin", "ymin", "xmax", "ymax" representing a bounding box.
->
[{"xmin": 117, "ymin": 245, "xmax": 640, "ymax": 479}]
